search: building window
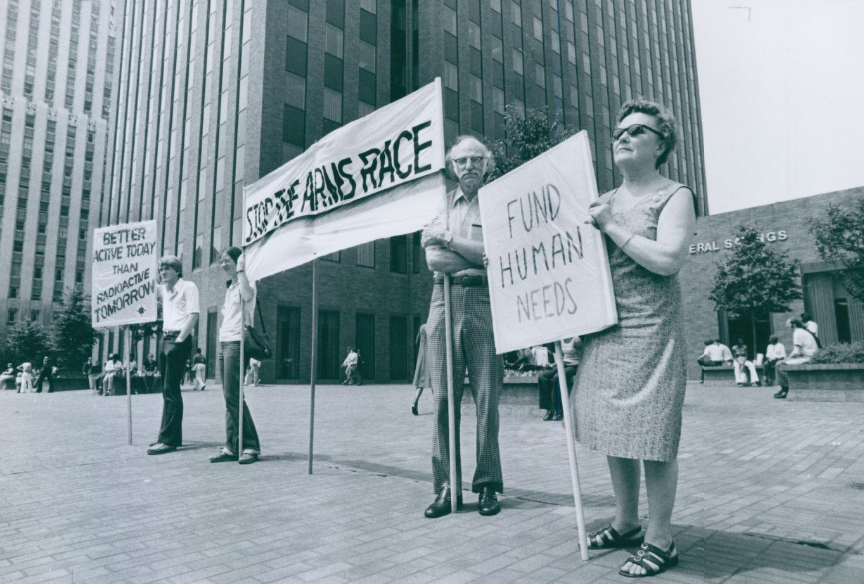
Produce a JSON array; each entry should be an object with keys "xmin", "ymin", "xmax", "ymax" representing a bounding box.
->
[
  {"xmin": 490, "ymin": 35, "xmax": 503, "ymax": 63},
  {"xmin": 412, "ymin": 232, "xmax": 423, "ymax": 273},
  {"xmin": 390, "ymin": 236, "xmax": 407, "ymax": 274},
  {"xmin": 356, "ymin": 242, "xmax": 375, "ymax": 267},
  {"xmin": 355, "ymin": 313, "xmax": 376, "ymax": 380},
  {"xmin": 325, "ymin": 24, "xmax": 344, "ymax": 57},
  {"xmin": 513, "ymin": 49, "xmax": 523, "ymax": 75},
  {"xmin": 491, "ymin": 0, "xmax": 502, "ymax": 13},
  {"xmin": 444, "ymin": 62, "xmax": 458, "ymax": 91},
  {"xmin": 533, "ymin": 16, "xmax": 543, "ymax": 41},
  {"xmin": 358, "ymin": 40, "xmax": 376, "ymax": 73},
  {"xmin": 536, "ymin": 62, "xmax": 546, "ymax": 88},
  {"xmin": 283, "ymin": 104, "xmax": 305, "ymax": 146},
  {"xmin": 278, "ymin": 306, "xmax": 301, "ymax": 379},
  {"xmin": 511, "ymin": 1, "xmax": 522, "ymax": 26},
  {"xmin": 323, "ymin": 89, "xmax": 342, "ymax": 123},
  {"xmin": 389, "ymin": 315, "xmax": 408, "ymax": 380},
  {"xmin": 318, "ymin": 310, "xmax": 341, "ymax": 380},
  {"xmin": 322, "ymin": 250, "xmax": 341, "ymax": 262},
  {"xmin": 287, "ymin": 5, "xmax": 308, "ymax": 42},
  {"xmin": 285, "ymin": 72, "xmax": 306, "ymax": 109},
  {"xmin": 443, "ymin": 6, "xmax": 458, "ymax": 36}
]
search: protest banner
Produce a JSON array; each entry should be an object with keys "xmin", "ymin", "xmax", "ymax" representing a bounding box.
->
[
  {"xmin": 478, "ymin": 131, "xmax": 617, "ymax": 354},
  {"xmin": 242, "ymin": 79, "xmax": 447, "ymax": 283},
  {"xmin": 91, "ymin": 220, "xmax": 159, "ymax": 328}
]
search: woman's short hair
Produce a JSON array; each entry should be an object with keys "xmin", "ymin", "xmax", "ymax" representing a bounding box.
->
[
  {"xmin": 159, "ymin": 255, "xmax": 183, "ymax": 277},
  {"xmin": 769, "ymin": 336, "xmax": 779, "ymax": 343},
  {"xmin": 616, "ymin": 99, "xmax": 678, "ymax": 168},
  {"xmin": 445, "ymin": 135, "xmax": 496, "ymax": 180},
  {"xmin": 222, "ymin": 246, "xmax": 242, "ymax": 264},
  {"xmin": 786, "ymin": 318, "xmax": 805, "ymax": 329}
]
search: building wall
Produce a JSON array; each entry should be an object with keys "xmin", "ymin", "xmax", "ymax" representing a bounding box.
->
[
  {"xmin": 0, "ymin": 0, "xmax": 117, "ymax": 336},
  {"xmin": 681, "ymin": 187, "xmax": 864, "ymax": 379}
]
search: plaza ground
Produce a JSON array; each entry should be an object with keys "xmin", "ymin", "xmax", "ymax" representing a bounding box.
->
[{"xmin": 1, "ymin": 381, "xmax": 863, "ymax": 583}]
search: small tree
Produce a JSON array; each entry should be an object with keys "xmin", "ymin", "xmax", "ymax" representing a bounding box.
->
[
  {"xmin": 810, "ymin": 200, "xmax": 864, "ymax": 305},
  {"xmin": 52, "ymin": 285, "xmax": 98, "ymax": 371},
  {"xmin": 488, "ymin": 106, "xmax": 575, "ymax": 181},
  {"xmin": 709, "ymin": 226, "xmax": 802, "ymax": 353},
  {"xmin": 5, "ymin": 320, "xmax": 52, "ymax": 367}
]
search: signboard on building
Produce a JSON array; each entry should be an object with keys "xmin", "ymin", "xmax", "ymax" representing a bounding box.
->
[
  {"xmin": 91, "ymin": 220, "xmax": 158, "ymax": 327},
  {"xmin": 242, "ymin": 79, "xmax": 447, "ymax": 281},
  {"xmin": 478, "ymin": 132, "xmax": 617, "ymax": 354}
]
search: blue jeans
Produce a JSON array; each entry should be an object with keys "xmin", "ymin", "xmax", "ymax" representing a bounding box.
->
[
  {"xmin": 157, "ymin": 335, "xmax": 191, "ymax": 446},
  {"xmin": 220, "ymin": 342, "xmax": 261, "ymax": 453}
]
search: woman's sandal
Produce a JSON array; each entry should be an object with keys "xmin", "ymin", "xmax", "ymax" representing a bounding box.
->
[
  {"xmin": 618, "ymin": 542, "xmax": 679, "ymax": 578},
  {"xmin": 587, "ymin": 524, "xmax": 644, "ymax": 549}
]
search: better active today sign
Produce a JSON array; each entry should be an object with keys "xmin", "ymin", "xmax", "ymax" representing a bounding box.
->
[
  {"xmin": 478, "ymin": 131, "xmax": 617, "ymax": 354},
  {"xmin": 91, "ymin": 220, "xmax": 158, "ymax": 327}
]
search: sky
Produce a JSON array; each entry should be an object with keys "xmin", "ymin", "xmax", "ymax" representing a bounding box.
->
[{"xmin": 690, "ymin": 0, "xmax": 864, "ymax": 214}]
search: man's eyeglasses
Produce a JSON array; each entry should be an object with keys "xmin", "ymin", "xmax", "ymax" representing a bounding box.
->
[
  {"xmin": 612, "ymin": 124, "xmax": 664, "ymax": 141},
  {"xmin": 452, "ymin": 156, "xmax": 487, "ymax": 168}
]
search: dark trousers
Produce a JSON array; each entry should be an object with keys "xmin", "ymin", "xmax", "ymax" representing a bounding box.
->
[
  {"xmin": 157, "ymin": 335, "xmax": 191, "ymax": 446},
  {"xmin": 763, "ymin": 359, "xmax": 779, "ymax": 386},
  {"xmin": 697, "ymin": 357, "xmax": 723, "ymax": 382},
  {"xmin": 35, "ymin": 369, "xmax": 53, "ymax": 393},
  {"xmin": 219, "ymin": 341, "xmax": 261, "ymax": 453},
  {"xmin": 538, "ymin": 365, "xmax": 578, "ymax": 413}
]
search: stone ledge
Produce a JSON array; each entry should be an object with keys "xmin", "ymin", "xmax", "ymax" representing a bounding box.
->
[{"xmin": 786, "ymin": 363, "xmax": 864, "ymax": 401}]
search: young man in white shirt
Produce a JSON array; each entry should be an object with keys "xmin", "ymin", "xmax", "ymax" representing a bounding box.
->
[
  {"xmin": 763, "ymin": 336, "xmax": 786, "ymax": 386},
  {"xmin": 148, "ymin": 255, "xmax": 200, "ymax": 455}
]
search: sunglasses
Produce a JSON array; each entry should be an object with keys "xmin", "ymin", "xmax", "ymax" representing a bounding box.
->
[{"xmin": 612, "ymin": 123, "xmax": 664, "ymax": 141}]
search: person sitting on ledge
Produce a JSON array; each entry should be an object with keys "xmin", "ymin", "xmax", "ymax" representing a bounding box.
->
[
  {"xmin": 773, "ymin": 319, "xmax": 819, "ymax": 399},
  {"xmin": 731, "ymin": 338, "xmax": 760, "ymax": 387}
]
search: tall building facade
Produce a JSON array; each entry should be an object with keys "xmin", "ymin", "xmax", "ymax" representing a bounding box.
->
[
  {"xmin": 0, "ymin": 0, "xmax": 118, "ymax": 335},
  {"xmin": 101, "ymin": 0, "xmax": 705, "ymax": 384}
]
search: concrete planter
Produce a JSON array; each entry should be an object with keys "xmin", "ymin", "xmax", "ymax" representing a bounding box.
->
[
  {"xmin": 786, "ymin": 363, "xmax": 864, "ymax": 401},
  {"xmin": 462, "ymin": 373, "xmax": 540, "ymax": 417}
]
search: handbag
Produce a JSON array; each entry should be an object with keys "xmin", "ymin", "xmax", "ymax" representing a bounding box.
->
[{"xmin": 244, "ymin": 299, "xmax": 272, "ymax": 361}]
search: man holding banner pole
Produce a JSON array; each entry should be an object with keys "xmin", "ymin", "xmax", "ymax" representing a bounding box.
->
[
  {"xmin": 422, "ymin": 136, "xmax": 504, "ymax": 518},
  {"xmin": 147, "ymin": 256, "xmax": 199, "ymax": 455}
]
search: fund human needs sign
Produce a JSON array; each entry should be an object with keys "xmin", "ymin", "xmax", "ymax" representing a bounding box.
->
[
  {"xmin": 91, "ymin": 220, "xmax": 158, "ymax": 327},
  {"xmin": 242, "ymin": 79, "xmax": 446, "ymax": 282},
  {"xmin": 479, "ymin": 132, "xmax": 617, "ymax": 354}
]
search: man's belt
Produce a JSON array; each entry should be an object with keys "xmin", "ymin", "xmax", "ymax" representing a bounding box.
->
[{"xmin": 433, "ymin": 275, "xmax": 488, "ymax": 287}]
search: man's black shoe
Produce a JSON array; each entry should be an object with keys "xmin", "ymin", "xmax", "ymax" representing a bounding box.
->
[
  {"xmin": 147, "ymin": 443, "xmax": 177, "ymax": 455},
  {"xmin": 424, "ymin": 485, "xmax": 462, "ymax": 518},
  {"xmin": 773, "ymin": 389, "xmax": 788, "ymax": 399},
  {"xmin": 478, "ymin": 487, "xmax": 500, "ymax": 516}
]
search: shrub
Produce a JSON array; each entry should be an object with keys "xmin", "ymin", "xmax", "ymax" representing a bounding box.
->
[{"xmin": 808, "ymin": 341, "xmax": 864, "ymax": 364}]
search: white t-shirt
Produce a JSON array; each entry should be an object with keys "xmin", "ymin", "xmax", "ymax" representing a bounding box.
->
[
  {"xmin": 219, "ymin": 280, "xmax": 256, "ymax": 342},
  {"xmin": 159, "ymin": 278, "xmax": 200, "ymax": 332},
  {"xmin": 766, "ymin": 342, "xmax": 786, "ymax": 361},
  {"xmin": 794, "ymin": 328, "xmax": 818, "ymax": 357},
  {"xmin": 704, "ymin": 343, "xmax": 731, "ymax": 362},
  {"xmin": 805, "ymin": 321, "xmax": 819, "ymax": 337},
  {"xmin": 531, "ymin": 346, "xmax": 550, "ymax": 367}
]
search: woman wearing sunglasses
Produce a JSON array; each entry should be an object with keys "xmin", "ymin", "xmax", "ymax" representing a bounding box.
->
[{"xmin": 570, "ymin": 100, "xmax": 696, "ymax": 578}]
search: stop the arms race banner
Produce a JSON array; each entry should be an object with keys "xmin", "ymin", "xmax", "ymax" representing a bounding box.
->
[{"xmin": 242, "ymin": 80, "xmax": 447, "ymax": 282}]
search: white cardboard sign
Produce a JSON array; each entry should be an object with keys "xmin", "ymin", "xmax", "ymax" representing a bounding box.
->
[
  {"xmin": 91, "ymin": 220, "xmax": 158, "ymax": 327},
  {"xmin": 478, "ymin": 132, "xmax": 617, "ymax": 354}
]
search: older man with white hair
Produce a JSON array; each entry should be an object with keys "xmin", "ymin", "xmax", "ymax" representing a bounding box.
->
[{"xmin": 421, "ymin": 135, "xmax": 504, "ymax": 518}]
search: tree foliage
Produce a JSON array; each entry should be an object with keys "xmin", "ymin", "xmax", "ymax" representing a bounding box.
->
[
  {"xmin": 810, "ymin": 200, "xmax": 864, "ymax": 305},
  {"xmin": 4, "ymin": 320, "xmax": 52, "ymax": 367},
  {"xmin": 710, "ymin": 226, "xmax": 802, "ymax": 351},
  {"xmin": 487, "ymin": 106, "xmax": 575, "ymax": 181},
  {"xmin": 51, "ymin": 285, "xmax": 98, "ymax": 371},
  {"xmin": 710, "ymin": 226, "xmax": 802, "ymax": 318}
]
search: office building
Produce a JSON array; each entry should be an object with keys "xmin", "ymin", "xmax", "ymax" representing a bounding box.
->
[
  {"xmin": 101, "ymin": 0, "xmax": 706, "ymax": 383},
  {"xmin": 0, "ymin": 0, "xmax": 118, "ymax": 336}
]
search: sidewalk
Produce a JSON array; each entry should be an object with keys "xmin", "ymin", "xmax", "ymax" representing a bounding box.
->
[{"xmin": 1, "ymin": 382, "xmax": 862, "ymax": 583}]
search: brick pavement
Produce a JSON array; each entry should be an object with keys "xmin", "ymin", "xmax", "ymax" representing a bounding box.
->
[{"xmin": 1, "ymin": 382, "xmax": 863, "ymax": 583}]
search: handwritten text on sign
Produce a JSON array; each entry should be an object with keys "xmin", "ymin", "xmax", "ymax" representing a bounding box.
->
[
  {"xmin": 91, "ymin": 220, "xmax": 158, "ymax": 327},
  {"xmin": 243, "ymin": 81, "xmax": 445, "ymax": 246},
  {"xmin": 479, "ymin": 132, "xmax": 617, "ymax": 354}
]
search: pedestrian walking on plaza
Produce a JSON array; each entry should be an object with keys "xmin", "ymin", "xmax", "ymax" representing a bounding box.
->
[
  {"xmin": 148, "ymin": 255, "xmax": 200, "ymax": 455},
  {"xmin": 422, "ymin": 135, "xmax": 504, "ymax": 519},
  {"xmin": 192, "ymin": 348, "xmax": 207, "ymax": 391},
  {"xmin": 17, "ymin": 361, "xmax": 33, "ymax": 393},
  {"xmin": 773, "ymin": 319, "xmax": 819, "ymax": 399},
  {"xmin": 411, "ymin": 324, "xmax": 432, "ymax": 415},
  {"xmin": 763, "ymin": 336, "xmax": 786, "ymax": 387},
  {"xmin": 35, "ymin": 356, "xmax": 54, "ymax": 393},
  {"xmin": 209, "ymin": 247, "xmax": 261, "ymax": 465},
  {"xmin": 341, "ymin": 347, "xmax": 359, "ymax": 385},
  {"xmin": 571, "ymin": 100, "xmax": 696, "ymax": 578},
  {"xmin": 244, "ymin": 357, "xmax": 261, "ymax": 386}
]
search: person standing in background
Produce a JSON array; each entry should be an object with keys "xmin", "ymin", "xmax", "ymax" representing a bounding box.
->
[
  {"xmin": 192, "ymin": 348, "xmax": 207, "ymax": 391},
  {"xmin": 35, "ymin": 356, "xmax": 54, "ymax": 393},
  {"xmin": 17, "ymin": 362, "xmax": 34, "ymax": 393},
  {"xmin": 411, "ymin": 324, "xmax": 432, "ymax": 416}
]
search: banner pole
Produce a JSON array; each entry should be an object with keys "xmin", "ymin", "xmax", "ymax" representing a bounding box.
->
[
  {"xmin": 443, "ymin": 274, "xmax": 458, "ymax": 514},
  {"xmin": 238, "ymin": 297, "xmax": 246, "ymax": 460},
  {"xmin": 554, "ymin": 340, "xmax": 589, "ymax": 560},
  {"xmin": 125, "ymin": 326, "xmax": 133, "ymax": 446},
  {"xmin": 308, "ymin": 259, "xmax": 319, "ymax": 475}
]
